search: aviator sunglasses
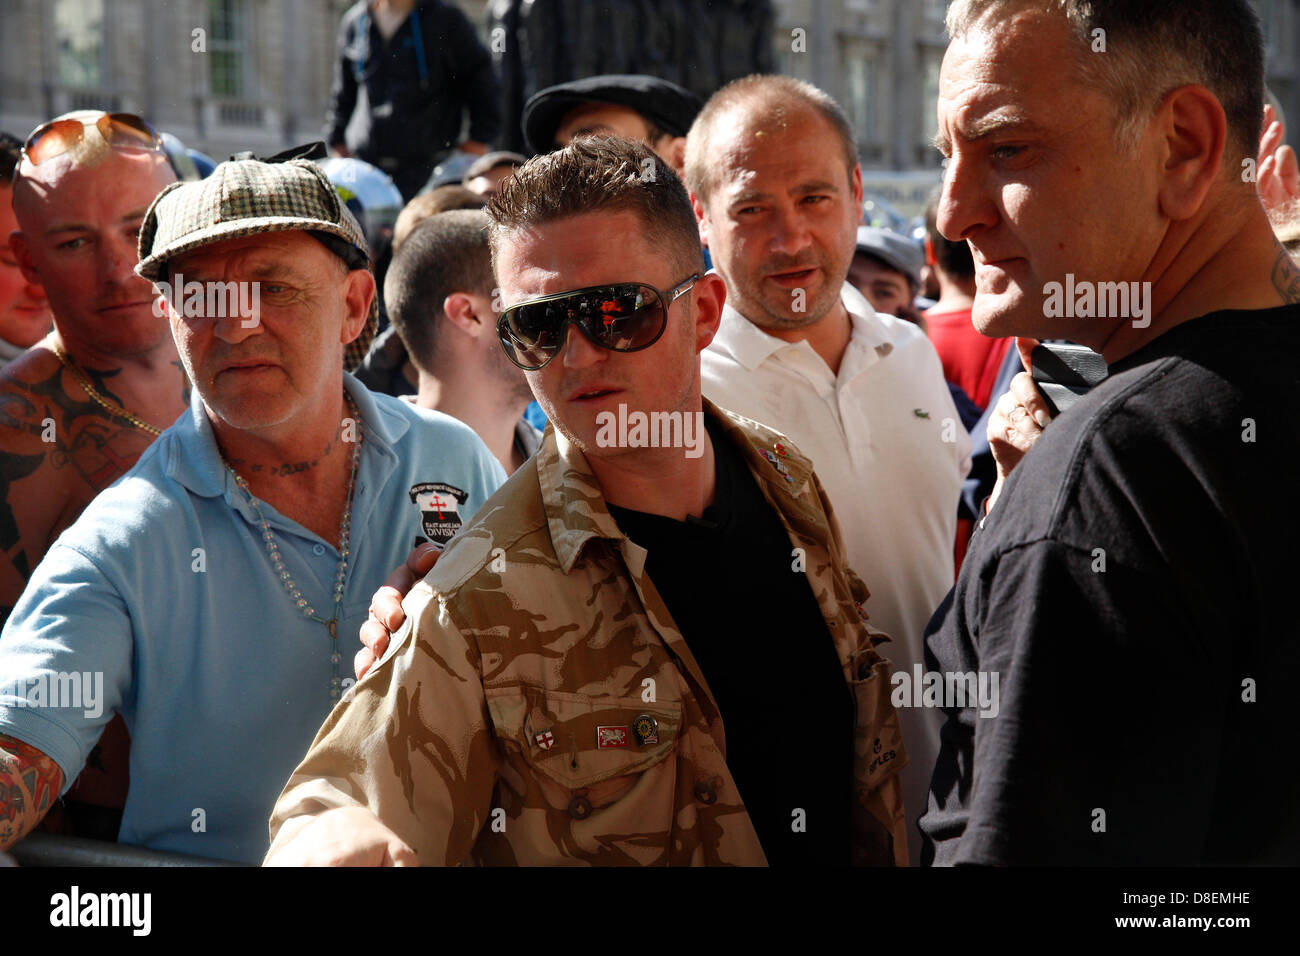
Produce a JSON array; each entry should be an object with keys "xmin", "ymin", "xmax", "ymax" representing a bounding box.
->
[
  {"xmin": 497, "ymin": 273, "xmax": 701, "ymax": 371},
  {"xmin": 21, "ymin": 112, "xmax": 163, "ymax": 167}
]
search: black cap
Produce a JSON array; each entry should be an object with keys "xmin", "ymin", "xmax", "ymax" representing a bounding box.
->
[{"xmin": 522, "ymin": 74, "xmax": 703, "ymax": 155}]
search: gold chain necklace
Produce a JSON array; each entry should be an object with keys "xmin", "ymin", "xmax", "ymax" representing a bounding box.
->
[{"xmin": 51, "ymin": 340, "xmax": 162, "ymax": 437}]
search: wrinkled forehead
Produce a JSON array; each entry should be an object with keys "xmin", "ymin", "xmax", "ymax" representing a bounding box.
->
[
  {"xmin": 937, "ymin": 9, "xmax": 1090, "ymax": 145},
  {"xmin": 169, "ymin": 229, "xmax": 333, "ymax": 277},
  {"xmin": 709, "ymin": 105, "xmax": 851, "ymax": 194},
  {"xmin": 13, "ymin": 149, "xmax": 173, "ymax": 225},
  {"xmin": 494, "ymin": 211, "xmax": 662, "ymax": 301}
]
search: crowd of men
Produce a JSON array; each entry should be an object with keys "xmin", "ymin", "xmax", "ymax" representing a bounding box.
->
[{"xmin": 1, "ymin": 0, "xmax": 1298, "ymax": 867}]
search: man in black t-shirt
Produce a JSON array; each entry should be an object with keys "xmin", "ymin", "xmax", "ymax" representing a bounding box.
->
[{"xmin": 924, "ymin": 0, "xmax": 1300, "ymax": 865}]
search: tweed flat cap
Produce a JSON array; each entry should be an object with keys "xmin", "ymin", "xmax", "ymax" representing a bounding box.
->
[{"xmin": 135, "ymin": 158, "xmax": 378, "ymax": 368}]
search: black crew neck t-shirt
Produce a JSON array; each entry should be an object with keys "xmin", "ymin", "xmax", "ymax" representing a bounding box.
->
[
  {"xmin": 922, "ymin": 305, "xmax": 1300, "ymax": 865},
  {"xmin": 607, "ymin": 415, "xmax": 853, "ymax": 866}
]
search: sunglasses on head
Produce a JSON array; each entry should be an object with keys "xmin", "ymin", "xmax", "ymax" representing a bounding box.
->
[
  {"xmin": 497, "ymin": 273, "xmax": 700, "ymax": 371},
  {"xmin": 20, "ymin": 112, "xmax": 163, "ymax": 167}
]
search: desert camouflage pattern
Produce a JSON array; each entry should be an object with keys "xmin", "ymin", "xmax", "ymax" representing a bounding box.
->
[{"xmin": 267, "ymin": 399, "xmax": 909, "ymax": 866}]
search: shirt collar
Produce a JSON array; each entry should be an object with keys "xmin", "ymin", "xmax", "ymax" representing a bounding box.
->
[
  {"xmin": 164, "ymin": 372, "xmax": 406, "ymax": 500},
  {"xmin": 712, "ymin": 281, "xmax": 895, "ymax": 370}
]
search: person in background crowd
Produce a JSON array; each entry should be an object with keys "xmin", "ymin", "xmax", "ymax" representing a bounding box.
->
[
  {"xmin": 325, "ymin": 0, "xmax": 500, "ymax": 202},
  {"xmin": 1259, "ymin": 103, "xmax": 1300, "ymax": 259},
  {"xmin": 684, "ymin": 74, "xmax": 969, "ymax": 863},
  {"xmin": 522, "ymin": 75, "xmax": 702, "ymax": 176},
  {"xmin": 266, "ymin": 137, "xmax": 909, "ymax": 868},
  {"xmin": 392, "ymin": 186, "xmax": 485, "ymax": 251},
  {"xmin": 0, "ymin": 157, "xmax": 503, "ymax": 863},
  {"xmin": 0, "ymin": 111, "xmax": 182, "ymax": 840},
  {"xmin": 462, "ymin": 151, "xmax": 526, "ymax": 199},
  {"xmin": 920, "ymin": 189, "xmax": 1014, "ymax": 414},
  {"xmin": 848, "ymin": 226, "xmax": 926, "ymax": 329},
  {"xmin": 385, "ymin": 209, "xmax": 539, "ymax": 475},
  {"xmin": 354, "ymin": 187, "xmax": 488, "ymax": 400},
  {"xmin": 923, "ymin": 0, "xmax": 1300, "ymax": 865},
  {"xmin": 0, "ymin": 134, "xmax": 51, "ymax": 368}
]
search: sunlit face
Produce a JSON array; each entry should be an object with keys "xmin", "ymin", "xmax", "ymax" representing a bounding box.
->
[
  {"xmin": 0, "ymin": 185, "xmax": 52, "ymax": 348},
  {"xmin": 554, "ymin": 104, "xmax": 654, "ymax": 149},
  {"xmin": 847, "ymin": 253, "xmax": 914, "ymax": 318},
  {"xmin": 164, "ymin": 231, "xmax": 370, "ymax": 435},
  {"xmin": 695, "ymin": 107, "xmax": 862, "ymax": 333},
  {"xmin": 934, "ymin": 8, "xmax": 1163, "ymax": 343},
  {"xmin": 11, "ymin": 150, "xmax": 175, "ymax": 356},
  {"xmin": 494, "ymin": 208, "xmax": 719, "ymax": 459}
]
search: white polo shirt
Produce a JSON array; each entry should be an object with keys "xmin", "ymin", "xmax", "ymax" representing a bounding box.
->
[{"xmin": 701, "ymin": 283, "xmax": 971, "ymax": 860}]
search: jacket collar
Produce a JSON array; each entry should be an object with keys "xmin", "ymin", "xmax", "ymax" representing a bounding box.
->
[{"xmin": 536, "ymin": 397, "xmax": 821, "ymax": 572}]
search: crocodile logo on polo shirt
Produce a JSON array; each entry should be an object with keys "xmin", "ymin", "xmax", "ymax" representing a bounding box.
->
[{"xmin": 409, "ymin": 481, "xmax": 469, "ymax": 549}]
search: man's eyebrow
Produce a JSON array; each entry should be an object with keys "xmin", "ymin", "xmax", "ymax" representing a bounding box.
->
[
  {"xmin": 44, "ymin": 208, "xmax": 151, "ymax": 237},
  {"xmin": 730, "ymin": 180, "xmax": 841, "ymax": 205},
  {"xmin": 933, "ymin": 112, "xmax": 1044, "ymax": 155}
]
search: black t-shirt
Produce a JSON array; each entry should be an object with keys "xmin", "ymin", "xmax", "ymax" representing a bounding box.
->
[
  {"xmin": 608, "ymin": 415, "xmax": 854, "ymax": 865},
  {"xmin": 922, "ymin": 306, "xmax": 1300, "ymax": 865}
]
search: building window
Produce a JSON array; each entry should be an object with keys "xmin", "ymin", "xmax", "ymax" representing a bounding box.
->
[
  {"xmin": 209, "ymin": 0, "xmax": 251, "ymax": 98},
  {"xmin": 843, "ymin": 41, "xmax": 878, "ymax": 149},
  {"xmin": 55, "ymin": 0, "xmax": 105, "ymax": 89},
  {"xmin": 921, "ymin": 50, "xmax": 943, "ymax": 164},
  {"xmin": 923, "ymin": 0, "xmax": 948, "ymax": 31}
]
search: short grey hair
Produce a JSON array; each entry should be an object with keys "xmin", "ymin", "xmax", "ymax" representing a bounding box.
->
[{"xmin": 946, "ymin": 0, "xmax": 1265, "ymax": 160}]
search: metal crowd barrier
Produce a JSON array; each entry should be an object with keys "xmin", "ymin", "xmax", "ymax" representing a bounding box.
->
[{"xmin": 7, "ymin": 832, "xmax": 246, "ymax": 867}]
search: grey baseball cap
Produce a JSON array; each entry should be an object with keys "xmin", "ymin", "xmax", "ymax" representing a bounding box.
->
[{"xmin": 854, "ymin": 226, "xmax": 924, "ymax": 292}]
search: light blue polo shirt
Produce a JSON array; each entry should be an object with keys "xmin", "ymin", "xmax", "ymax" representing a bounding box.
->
[{"xmin": 0, "ymin": 374, "xmax": 505, "ymax": 863}]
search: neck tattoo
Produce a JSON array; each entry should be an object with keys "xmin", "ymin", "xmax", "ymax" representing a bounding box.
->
[
  {"xmin": 220, "ymin": 392, "xmax": 363, "ymax": 703},
  {"xmin": 52, "ymin": 340, "xmax": 162, "ymax": 437}
]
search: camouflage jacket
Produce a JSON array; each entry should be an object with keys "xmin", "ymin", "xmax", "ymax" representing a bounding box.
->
[{"xmin": 267, "ymin": 400, "xmax": 909, "ymax": 866}]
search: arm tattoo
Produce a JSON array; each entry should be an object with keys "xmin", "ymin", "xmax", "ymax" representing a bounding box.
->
[
  {"xmin": 0, "ymin": 733, "xmax": 64, "ymax": 849},
  {"xmin": 1271, "ymin": 248, "xmax": 1300, "ymax": 305}
]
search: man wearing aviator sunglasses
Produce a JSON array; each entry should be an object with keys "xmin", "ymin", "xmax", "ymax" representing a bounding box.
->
[
  {"xmin": 267, "ymin": 137, "xmax": 909, "ymax": 867},
  {"xmin": 0, "ymin": 110, "xmax": 181, "ymax": 842}
]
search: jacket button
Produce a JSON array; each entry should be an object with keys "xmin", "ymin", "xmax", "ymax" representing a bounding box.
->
[
  {"xmin": 567, "ymin": 796, "xmax": 592, "ymax": 820},
  {"xmin": 693, "ymin": 779, "xmax": 718, "ymax": 805}
]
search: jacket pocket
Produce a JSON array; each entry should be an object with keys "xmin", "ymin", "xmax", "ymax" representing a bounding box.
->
[
  {"xmin": 485, "ymin": 687, "xmax": 682, "ymax": 808},
  {"xmin": 850, "ymin": 657, "xmax": 908, "ymax": 789}
]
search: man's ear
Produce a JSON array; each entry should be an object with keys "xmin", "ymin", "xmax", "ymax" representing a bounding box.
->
[
  {"xmin": 662, "ymin": 135, "xmax": 688, "ymax": 176},
  {"xmin": 692, "ymin": 271, "xmax": 727, "ymax": 353},
  {"xmin": 1155, "ymin": 84, "xmax": 1228, "ymax": 222},
  {"xmin": 340, "ymin": 268, "xmax": 375, "ymax": 344},
  {"xmin": 850, "ymin": 162, "xmax": 864, "ymax": 210},
  {"xmin": 924, "ymin": 236, "xmax": 937, "ymax": 268},
  {"xmin": 691, "ymin": 192, "xmax": 709, "ymax": 249},
  {"xmin": 9, "ymin": 231, "xmax": 44, "ymax": 287},
  {"xmin": 442, "ymin": 291, "xmax": 488, "ymax": 338}
]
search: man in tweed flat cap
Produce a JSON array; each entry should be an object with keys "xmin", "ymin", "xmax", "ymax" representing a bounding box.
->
[{"xmin": 0, "ymin": 155, "xmax": 504, "ymax": 863}]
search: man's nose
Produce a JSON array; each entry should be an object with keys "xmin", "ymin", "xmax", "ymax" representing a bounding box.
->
[
  {"xmin": 102, "ymin": 233, "xmax": 149, "ymax": 291},
  {"xmin": 769, "ymin": 202, "xmax": 813, "ymax": 256},
  {"xmin": 211, "ymin": 305, "xmax": 263, "ymax": 345},
  {"xmin": 560, "ymin": 321, "xmax": 606, "ymax": 369},
  {"xmin": 937, "ymin": 152, "xmax": 997, "ymax": 243}
]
